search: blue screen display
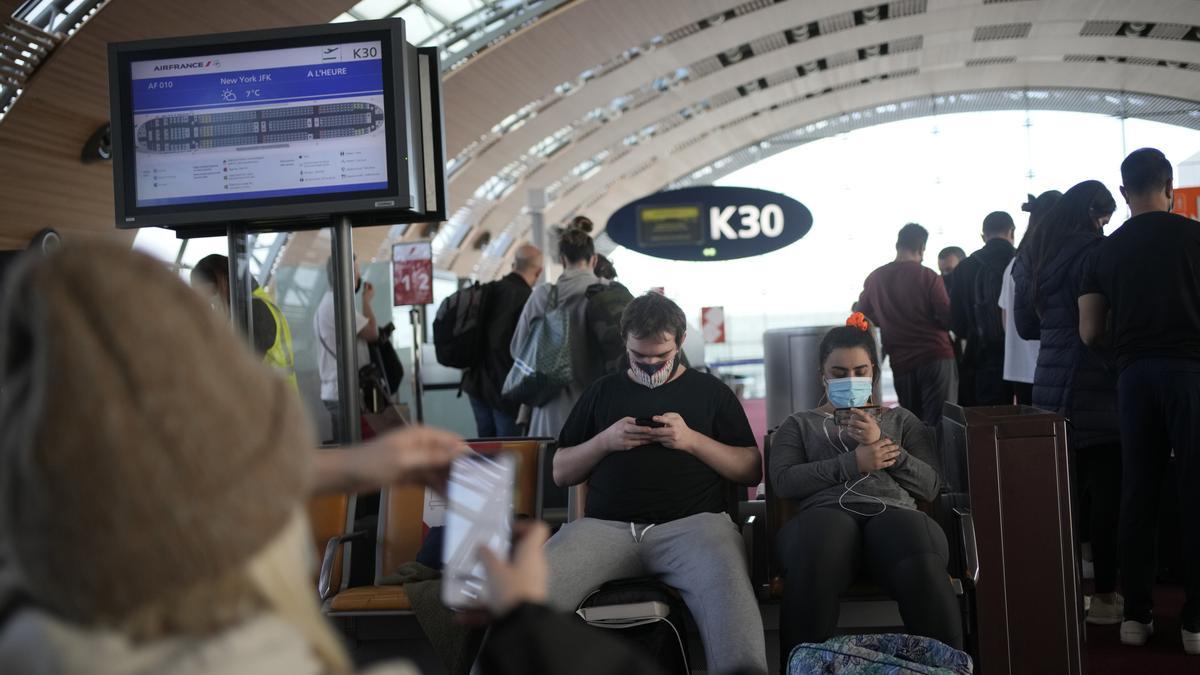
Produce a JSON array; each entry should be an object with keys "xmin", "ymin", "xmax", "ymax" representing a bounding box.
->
[{"xmin": 129, "ymin": 41, "xmax": 388, "ymax": 208}]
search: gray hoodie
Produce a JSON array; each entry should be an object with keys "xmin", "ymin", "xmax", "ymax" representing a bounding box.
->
[
  {"xmin": 769, "ymin": 406, "xmax": 941, "ymax": 512},
  {"xmin": 510, "ymin": 267, "xmax": 600, "ymax": 438}
]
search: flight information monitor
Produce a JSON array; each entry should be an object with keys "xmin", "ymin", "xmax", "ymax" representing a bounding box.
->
[
  {"xmin": 109, "ymin": 20, "xmax": 445, "ymax": 230},
  {"xmin": 130, "ymin": 42, "xmax": 388, "ymax": 207}
]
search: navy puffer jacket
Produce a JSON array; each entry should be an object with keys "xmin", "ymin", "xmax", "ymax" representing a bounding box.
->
[{"xmin": 1012, "ymin": 232, "xmax": 1119, "ymax": 449}]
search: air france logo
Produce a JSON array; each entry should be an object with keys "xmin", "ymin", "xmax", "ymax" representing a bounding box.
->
[{"xmin": 152, "ymin": 59, "xmax": 217, "ymax": 72}]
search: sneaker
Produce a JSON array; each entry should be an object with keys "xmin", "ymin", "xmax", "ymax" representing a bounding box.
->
[
  {"xmin": 1184, "ymin": 628, "xmax": 1200, "ymax": 655},
  {"xmin": 1121, "ymin": 619, "xmax": 1154, "ymax": 646},
  {"xmin": 1087, "ymin": 594, "xmax": 1124, "ymax": 626}
]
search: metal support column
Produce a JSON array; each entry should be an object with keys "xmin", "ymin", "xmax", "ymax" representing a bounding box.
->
[
  {"xmin": 331, "ymin": 216, "xmax": 361, "ymax": 445},
  {"xmin": 226, "ymin": 224, "xmax": 254, "ymax": 344},
  {"xmin": 528, "ymin": 187, "xmax": 546, "ymax": 283},
  {"xmin": 410, "ymin": 306, "xmax": 425, "ymax": 424}
]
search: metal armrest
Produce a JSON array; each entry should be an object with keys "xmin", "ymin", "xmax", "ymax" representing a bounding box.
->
[
  {"xmin": 742, "ymin": 513, "xmax": 762, "ymax": 591},
  {"xmin": 742, "ymin": 514, "xmax": 756, "ymax": 557},
  {"xmin": 950, "ymin": 577, "xmax": 965, "ymax": 596},
  {"xmin": 318, "ymin": 529, "xmax": 369, "ymax": 601},
  {"xmin": 953, "ymin": 507, "xmax": 979, "ymax": 586},
  {"xmin": 738, "ymin": 500, "xmax": 767, "ymax": 591},
  {"xmin": 566, "ymin": 483, "xmax": 587, "ymax": 523}
]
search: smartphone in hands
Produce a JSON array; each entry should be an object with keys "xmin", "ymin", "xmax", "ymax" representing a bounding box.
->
[
  {"xmin": 441, "ymin": 451, "xmax": 516, "ymax": 610},
  {"xmin": 634, "ymin": 417, "xmax": 665, "ymax": 428},
  {"xmin": 833, "ymin": 405, "xmax": 883, "ymax": 427}
]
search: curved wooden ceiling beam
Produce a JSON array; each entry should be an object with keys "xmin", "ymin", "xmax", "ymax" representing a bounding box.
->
[
  {"xmin": 554, "ymin": 67, "xmax": 1199, "ymax": 234},
  {"xmin": 468, "ymin": 55, "xmax": 1200, "ymax": 253},
  {"xmin": 461, "ymin": 74, "xmax": 1199, "ymax": 278},
  {"xmin": 439, "ymin": 0, "xmax": 724, "ymax": 156},
  {"xmin": 0, "ymin": 0, "xmax": 357, "ymax": 248}
]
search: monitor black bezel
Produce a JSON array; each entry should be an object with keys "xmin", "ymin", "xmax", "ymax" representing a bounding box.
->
[{"xmin": 108, "ymin": 20, "xmax": 417, "ymax": 230}]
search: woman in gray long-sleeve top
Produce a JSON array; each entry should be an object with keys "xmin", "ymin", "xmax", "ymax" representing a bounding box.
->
[{"xmin": 770, "ymin": 320, "xmax": 963, "ymax": 665}]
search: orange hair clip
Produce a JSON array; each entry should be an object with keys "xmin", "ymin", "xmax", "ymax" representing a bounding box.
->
[{"xmin": 846, "ymin": 312, "xmax": 870, "ymax": 332}]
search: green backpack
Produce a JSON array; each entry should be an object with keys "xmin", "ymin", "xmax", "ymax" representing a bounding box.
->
[{"xmin": 585, "ymin": 281, "xmax": 634, "ymax": 380}]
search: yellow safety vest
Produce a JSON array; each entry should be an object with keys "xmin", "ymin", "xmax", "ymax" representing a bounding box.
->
[{"xmin": 253, "ymin": 286, "xmax": 298, "ymax": 391}]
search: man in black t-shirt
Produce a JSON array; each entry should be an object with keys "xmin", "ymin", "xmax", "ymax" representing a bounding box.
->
[
  {"xmin": 1079, "ymin": 147, "xmax": 1200, "ymax": 653},
  {"xmin": 546, "ymin": 293, "xmax": 767, "ymax": 674}
]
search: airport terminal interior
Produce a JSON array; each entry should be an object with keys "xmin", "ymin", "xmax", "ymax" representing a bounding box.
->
[{"xmin": 2, "ymin": 0, "xmax": 1200, "ymax": 674}]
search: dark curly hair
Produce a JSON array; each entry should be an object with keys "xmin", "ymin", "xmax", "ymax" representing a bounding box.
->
[
  {"xmin": 620, "ymin": 293, "xmax": 686, "ymax": 345},
  {"xmin": 818, "ymin": 324, "xmax": 880, "ymax": 385}
]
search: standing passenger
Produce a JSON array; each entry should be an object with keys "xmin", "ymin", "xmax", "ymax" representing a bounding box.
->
[
  {"xmin": 510, "ymin": 227, "xmax": 600, "ymax": 438},
  {"xmin": 937, "ymin": 246, "xmax": 968, "ymax": 403},
  {"xmin": 937, "ymin": 247, "xmax": 966, "ymax": 284},
  {"xmin": 855, "ymin": 223, "xmax": 956, "ymax": 426},
  {"xmin": 1079, "ymin": 148, "xmax": 1200, "ymax": 653},
  {"xmin": 998, "ymin": 192, "xmax": 1060, "ymax": 405},
  {"xmin": 951, "ymin": 212, "xmax": 1016, "ymax": 405},
  {"xmin": 191, "ymin": 254, "xmax": 297, "ymax": 389},
  {"xmin": 1013, "ymin": 181, "xmax": 1121, "ymax": 625},
  {"xmin": 315, "ymin": 255, "xmax": 378, "ymax": 438},
  {"xmin": 585, "ymin": 253, "xmax": 635, "ymax": 381},
  {"xmin": 462, "ymin": 244, "xmax": 542, "ymax": 438}
]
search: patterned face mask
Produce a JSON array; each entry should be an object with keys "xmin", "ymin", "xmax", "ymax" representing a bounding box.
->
[{"xmin": 629, "ymin": 352, "xmax": 678, "ymax": 389}]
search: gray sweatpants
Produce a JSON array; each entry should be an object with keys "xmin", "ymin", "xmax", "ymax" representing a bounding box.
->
[{"xmin": 546, "ymin": 511, "xmax": 768, "ymax": 675}]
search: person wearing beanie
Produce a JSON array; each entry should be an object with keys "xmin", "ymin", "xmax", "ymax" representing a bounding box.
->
[{"xmin": 0, "ymin": 243, "xmax": 657, "ymax": 675}]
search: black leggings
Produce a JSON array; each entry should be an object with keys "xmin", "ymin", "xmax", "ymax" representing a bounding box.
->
[
  {"xmin": 1076, "ymin": 444, "xmax": 1122, "ymax": 594},
  {"xmin": 777, "ymin": 506, "xmax": 963, "ymax": 661}
]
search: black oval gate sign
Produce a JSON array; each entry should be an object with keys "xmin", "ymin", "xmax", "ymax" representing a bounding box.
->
[{"xmin": 604, "ymin": 186, "xmax": 813, "ymax": 261}]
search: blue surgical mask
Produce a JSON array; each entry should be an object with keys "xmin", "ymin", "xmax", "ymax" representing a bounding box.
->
[{"xmin": 826, "ymin": 376, "xmax": 873, "ymax": 408}]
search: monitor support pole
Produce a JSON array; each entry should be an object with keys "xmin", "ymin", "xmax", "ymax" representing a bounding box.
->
[
  {"xmin": 331, "ymin": 215, "xmax": 360, "ymax": 445},
  {"xmin": 409, "ymin": 305, "xmax": 425, "ymax": 424},
  {"xmin": 226, "ymin": 223, "xmax": 254, "ymax": 348}
]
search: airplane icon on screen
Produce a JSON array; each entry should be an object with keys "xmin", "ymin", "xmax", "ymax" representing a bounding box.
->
[
  {"xmin": 324, "ymin": 47, "xmax": 338, "ymax": 54},
  {"xmin": 322, "ymin": 46, "xmax": 339, "ymax": 61}
]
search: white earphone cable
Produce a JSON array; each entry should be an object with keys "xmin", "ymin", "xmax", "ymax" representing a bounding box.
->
[{"xmin": 820, "ymin": 413, "xmax": 887, "ymax": 518}]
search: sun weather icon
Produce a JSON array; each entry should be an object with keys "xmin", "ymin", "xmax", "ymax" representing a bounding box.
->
[{"xmin": 221, "ymin": 89, "xmax": 237, "ymax": 102}]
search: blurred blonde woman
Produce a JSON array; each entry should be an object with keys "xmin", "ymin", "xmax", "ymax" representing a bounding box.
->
[{"xmin": 0, "ymin": 243, "xmax": 652, "ymax": 675}]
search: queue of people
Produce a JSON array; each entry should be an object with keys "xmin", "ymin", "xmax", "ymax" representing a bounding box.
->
[
  {"xmin": 1, "ymin": 145, "xmax": 1197, "ymax": 675},
  {"xmin": 857, "ymin": 147, "xmax": 1199, "ymax": 654}
]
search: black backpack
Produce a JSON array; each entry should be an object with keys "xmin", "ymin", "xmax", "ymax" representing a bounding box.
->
[
  {"xmin": 577, "ymin": 579, "xmax": 690, "ymax": 675},
  {"xmin": 432, "ymin": 281, "xmax": 490, "ymax": 369},
  {"xmin": 585, "ymin": 281, "xmax": 635, "ymax": 379},
  {"xmin": 972, "ymin": 255, "xmax": 1009, "ymax": 344}
]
